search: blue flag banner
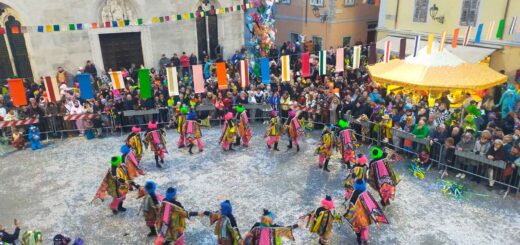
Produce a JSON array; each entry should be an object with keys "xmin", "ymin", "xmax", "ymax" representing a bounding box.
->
[
  {"xmin": 260, "ymin": 58, "xmax": 271, "ymax": 84},
  {"xmin": 77, "ymin": 74, "xmax": 94, "ymax": 99}
]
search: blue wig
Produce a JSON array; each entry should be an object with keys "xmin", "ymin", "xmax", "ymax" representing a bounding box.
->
[
  {"xmin": 220, "ymin": 200, "xmax": 233, "ymax": 216},
  {"xmin": 120, "ymin": 145, "xmax": 131, "ymax": 155},
  {"xmin": 144, "ymin": 181, "xmax": 157, "ymax": 194},
  {"xmin": 165, "ymin": 187, "xmax": 177, "ymax": 201},
  {"xmin": 354, "ymin": 179, "xmax": 367, "ymax": 192},
  {"xmin": 187, "ymin": 112, "xmax": 196, "ymax": 121}
]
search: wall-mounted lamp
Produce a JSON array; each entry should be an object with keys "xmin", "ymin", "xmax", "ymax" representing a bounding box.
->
[
  {"xmin": 429, "ymin": 4, "xmax": 445, "ymax": 24},
  {"xmin": 312, "ymin": 6, "xmax": 328, "ymax": 23}
]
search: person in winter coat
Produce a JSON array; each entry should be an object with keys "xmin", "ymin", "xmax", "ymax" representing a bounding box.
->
[
  {"xmin": 69, "ymin": 100, "xmax": 85, "ymax": 136},
  {"xmin": 139, "ymin": 181, "xmax": 161, "ymax": 237},
  {"xmin": 486, "ymin": 139, "xmax": 506, "ymax": 190},
  {"xmin": 471, "ymin": 130, "xmax": 492, "ymax": 182},
  {"xmin": 0, "ymin": 219, "xmax": 21, "ymax": 244},
  {"xmin": 455, "ymin": 132, "xmax": 476, "ymax": 179}
]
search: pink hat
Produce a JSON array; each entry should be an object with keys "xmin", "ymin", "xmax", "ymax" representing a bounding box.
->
[
  {"xmin": 288, "ymin": 110, "xmax": 296, "ymax": 117},
  {"xmin": 224, "ymin": 112, "xmax": 233, "ymax": 121},
  {"xmin": 271, "ymin": 110, "xmax": 279, "ymax": 117},
  {"xmin": 131, "ymin": 126, "xmax": 141, "ymax": 133},
  {"xmin": 357, "ymin": 154, "xmax": 368, "ymax": 165},
  {"xmin": 148, "ymin": 121, "xmax": 158, "ymax": 130},
  {"xmin": 320, "ymin": 196, "xmax": 334, "ymax": 210}
]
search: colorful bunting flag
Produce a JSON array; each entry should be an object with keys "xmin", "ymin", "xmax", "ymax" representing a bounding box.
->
[
  {"xmin": 11, "ymin": 26, "xmax": 20, "ymax": 34},
  {"xmin": 166, "ymin": 67, "xmax": 179, "ymax": 96},
  {"xmin": 7, "ymin": 78, "xmax": 27, "ymax": 107},
  {"xmin": 138, "ymin": 69, "xmax": 152, "ymax": 99},
  {"xmin": 137, "ymin": 18, "xmax": 143, "ymax": 25},
  {"xmin": 69, "ymin": 24, "xmax": 76, "ymax": 31},
  {"xmin": 165, "ymin": 16, "xmax": 170, "ymax": 22},
  {"xmin": 76, "ymin": 23, "xmax": 83, "ymax": 30},
  {"xmin": 152, "ymin": 17, "xmax": 159, "ymax": 23},
  {"xmin": 352, "ymin": 45, "xmax": 362, "ymax": 68},
  {"xmin": 260, "ymin": 58, "xmax": 271, "ymax": 84},
  {"xmin": 125, "ymin": 20, "xmax": 130, "ymax": 26},
  {"xmin": 496, "ymin": 19, "xmax": 505, "ymax": 39},
  {"xmin": 43, "ymin": 76, "xmax": 61, "ymax": 103},
  {"xmin": 509, "ymin": 16, "xmax": 517, "ymax": 35},
  {"xmin": 301, "ymin": 53, "xmax": 311, "ymax": 78},
  {"xmin": 281, "ymin": 55, "xmax": 291, "ymax": 82},
  {"xmin": 487, "ymin": 21, "xmax": 495, "ymax": 40},
  {"xmin": 475, "ymin": 23, "xmax": 484, "ymax": 43},
  {"xmin": 0, "ymin": 27, "xmax": 5, "ymax": 35},
  {"xmin": 399, "ymin": 38, "xmax": 406, "ymax": 59},
  {"xmin": 177, "ymin": 15, "xmax": 182, "ymax": 21},
  {"xmin": 463, "ymin": 26, "xmax": 471, "ymax": 46},
  {"xmin": 383, "ymin": 41, "xmax": 391, "ymax": 62},
  {"xmin": 105, "ymin": 21, "xmax": 111, "ymax": 28},
  {"xmin": 109, "ymin": 71, "xmax": 125, "ymax": 90},
  {"xmin": 216, "ymin": 62, "xmax": 228, "ymax": 90},
  {"xmin": 77, "ymin": 74, "xmax": 94, "ymax": 99},
  {"xmin": 159, "ymin": 16, "xmax": 164, "ymax": 23},
  {"xmin": 240, "ymin": 60, "xmax": 249, "ymax": 88},
  {"xmin": 91, "ymin": 23, "xmax": 98, "ymax": 29},
  {"xmin": 21, "ymin": 26, "xmax": 28, "ymax": 34},
  {"xmin": 190, "ymin": 13, "xmax": 195, "ymax": 19},
  {"xmin": 427, "ymin": 34, "xmax": 434, "ymax": 54},
  {"xmin": 336, "ymin": 48, "xmax": 344, "ymax": 72},
  {"xmin": 118, "ymin": 20, "xmax": 125, "ymax": 27},
  {"xmin": 439, "ymin": 31, "xmax": 446, "ymax": 51},
  {"xmin": 192, "ymin": 65, "xmax": 205, "ymax": 94},
  {"xmin": 318, "ymin": 50, "xmax": 327, "ymax": 75},
  {"xmin": 53, "ymin": 25, "xmax": 60, "ymax": 32},
  {"xmin": 37, "ymin": 26, "xmax": 44, "ymax": 32},
  {"xmin": 184, "ymin": 13, "xmax": 190, "ymax": 20},
  {"xmin": 112, "ymin": 21, "xmax": 118, "ymax": 27}
]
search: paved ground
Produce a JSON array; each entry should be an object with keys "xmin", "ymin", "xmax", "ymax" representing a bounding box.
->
[{"xmin": 1, "ymin": 125, "xmax": 519, "ymax": 244}]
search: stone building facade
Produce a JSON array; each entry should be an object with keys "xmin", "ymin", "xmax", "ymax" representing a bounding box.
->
[{"xmin": 0, "ymin": 0, "xmax": 245, "ymax": 81}]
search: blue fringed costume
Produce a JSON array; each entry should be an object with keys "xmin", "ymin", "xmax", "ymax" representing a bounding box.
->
[
  {"xmin": 497, "ymin": 85, "xmax": 519, "ymax": 119},
  {"xmin": 28, "ymin": 125, "xmax": 42, "ymax": 150}
]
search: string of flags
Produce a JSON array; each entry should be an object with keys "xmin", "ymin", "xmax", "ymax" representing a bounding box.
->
[{"xmin": 0, "ymin": 3, "xmax": 252, "ymax": 35}]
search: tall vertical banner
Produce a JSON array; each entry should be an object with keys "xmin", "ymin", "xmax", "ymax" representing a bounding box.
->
[
  {"xmin": 166, "ymin": 67, "xmax": 179, "ymax": 96},
  {"xmin": 7, "ymin": 78, "xmax": 27, "ymax": 107},
  {"xmin": 383, "ymin": 41, "xmax": 391, "ymax": 63},
  {"xmin": 109, "ymin": 71, "xmax": 125, "ymax": 90},
  {"xmin": 475, "ymin": 24, "xmax": 484, "ymax": 43},
  {"xmin": 335, "ymin": 48, "xmax": 344, "ymax": 72},
  {"xmin": 138, "ymin": 69, "xmax": 152, "ymax": 99},
  {"xmin": 77, "ymin": 74, "xmax": 94, "ymax": 99},
  {"xmin": 301, "ymin": 53, "xmax": 311, "ymax": 77},
  {"xmin": 399, "ymin": 38, "xmax": 406, "ymax": 59},
  {"xmin": 239, "ymin": 60, "xmax": 249, "ymax": 88},
  {"xmin": 216, "ymin": 62, "xmax": 228, "ymax": 90},
  {"xmin": 260, "ymin": 58, "xmax": 271, "ymax": 84},
  {"xmin": 318, "ymin": 51, "xmax": 326, "ymax": 75},
  {"xmin": 281, "ymin": 55, "xmax": 291, "ymax": 82},
  {"xmin": 452, "ymin": 28, "xmax": 460, "ymax": 48},
  {"xmin": 43, "ymin": 76, "xmax": 60, "ymax": 103},
  {"xmin": 352, "ymin": 45, "xmax": 362, "ymax": 68},
  {"xmin": 426, "ymin": 34, "xmax": 434, "ymax": 54},
  {"xmin": 413, "ymin": 35, "xmax": 421, "ymax": 57},
  {"xmin": 509, "ymin": 16, "xmax": 517, "ymax": 35},
  {"xmin": 463, "ymin": 26, "xmax": 471, "ymax": 46},
  {"xmin": 368, "ymin": 43, "xmax": 377, "ymax": 65},
  {"xmin": 192, "ymin": 65, "xmax": 205, "ymax": 94},
  {"xmin": 496, "ymin": 19, "xmax": 505, "ymax": 39},
  {"xmin": 487, "ymin": 21, "xmax": 496, "ymax": 40},
  {"xmin": 438, "ymin": 31, "xmax": 447, "ymax": 51}
]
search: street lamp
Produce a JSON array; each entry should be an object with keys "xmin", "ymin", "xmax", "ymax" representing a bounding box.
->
[
  {"xmin": 312, "ymin": 6, "xmax": 328, "ymax": 23},
  {"xmin": 429, "ymin": 4, "xmax": 445, "ymax": 24}
]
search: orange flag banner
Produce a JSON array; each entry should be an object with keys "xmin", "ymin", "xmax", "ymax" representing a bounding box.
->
[
  {"xmin": 8, "ymin": 78, "xmax": 27, "ymax": 106},
  {"xmin": 216, "ymin": 62, "xmax": 228, "ymax": 90}
]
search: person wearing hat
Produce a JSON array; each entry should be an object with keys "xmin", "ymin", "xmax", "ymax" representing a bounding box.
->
[
  {"xmin": 176, "ymin": 106, "xmax": 189, "ymax": 148},
  {"xmin": 235, "ymin": 105, "xmax": 252, "ymax": 147},
  {"xmin": 138, "ymin": 180, "xmax": 162, "ymax": 237},
  {"xmin": 156, "ymin": 187, "xmax": 201, "ymax": 244},
  {"xmin": 144, "ymin": 120, "xmax": 167, "ymax": 168},
  {"xmin": 306, "ymin": 196, "xmax": 336, "ymax": 245},
  {"xmin": 0, "ymin": 219, "xmax": 21, "ymax": 244},
  {"xmin": 220, "ymin": 112, "xmax": 237, "ymax": 151},
  {"xmin": 120, "ymin": 145, "xmax": 144, "ymax": 185},
  {"xmin": 344, "ymin": 179, "xmax": 388, "ymax": 245},
  {"xmin": 242, "ymin": 209, "xmax": 299, "ymax": 244},
  {"xmin": 202, "ymin": 200, "xmax": 241, "ymax": 245},
  {"xmin": 93, "ymin": 156, "xmax": 130, "ymax": 214},
  {"xmin": 316, "ymin": 125, "xmax": 334, "ymax": 172},
  {"xmin": 379, "ymin": 114, "xmax": 393, "ymax": 143},
  {"xmin": 284, "ymin": 110, "xmax": 304, "ymax": 152},
  {"xmin": 183, "ymin": 111, "xmax": 204, "ymax": 154},
  {"xmin": 265, "ymin": 110, "xmax": 281, "ymax": 151},
  {"xmin": 337, "ymin": 119, "xmax": 356, "ymax": 168},
  {"xmin": 126, "ymin": 125, "xmax": 144, "ymax": 161},
  {"xmin": 28, "ymin": 125, "xmax": 42, "ymax": 150},
  {"xmin": 486, "ymin": 139, "xmax": 506, "ymax": 190},
  {"xmin": 344, "ymin": 154, "xmax": 369, "ymax": 198},
  {"xmin": 399, "ymin": 104, "xmax": 416, "ymax": 132}
]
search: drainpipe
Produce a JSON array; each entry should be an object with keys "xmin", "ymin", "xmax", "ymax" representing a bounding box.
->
[
  {"xmin": 305, "ymin": 0, "xmax": 308, "ymax": 24},
  {"xmin": 394, "ymin": 0, "xmax": 400, "ymax": 30}
]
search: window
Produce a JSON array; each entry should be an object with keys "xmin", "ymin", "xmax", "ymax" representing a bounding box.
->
[
  {"xmin": 310, "ymin": 0, "xmax": 324, "ymax": 7},
  {"xmin": 413, "ymin": 0, "xmax": 429, "ymax": 23},
  {"xmin": 312, "ymin": 36, "xmax": 323, "ymax": 51},
  {"xmin": 343, "ymin": 37, "xmax": 352, "ymax": 47},
  {"xmin": 460, "ymin": 0, "xmax": 480, "ymax": 26},
  {"xmin": 280, "ymin": 0, "xmax": 291, "ymax": 4},
  {"xmin": 344, "ymin": 0, "xmax": 355, "ymax": 6},
  {"xmin": 290, "ymin": 33, "xmax": 300, "ymax": 44}
]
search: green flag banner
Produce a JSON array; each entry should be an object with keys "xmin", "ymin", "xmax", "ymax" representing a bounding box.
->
[
  {"xmin": 138, "ymin": 69, "xmax": 152, "ymax": 99},
  {"xmin": 496, "ymin": 19, "xmax": 505, "ymax": 39}
]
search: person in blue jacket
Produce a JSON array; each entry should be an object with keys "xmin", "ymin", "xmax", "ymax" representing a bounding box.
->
[{"xmin": 28, "ymin": 125, "xmax": 42, "ymax": 150}]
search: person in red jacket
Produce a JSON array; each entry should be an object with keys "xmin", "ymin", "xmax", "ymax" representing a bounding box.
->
[{"xmin": 180, "ymin": 52, "xmax": 190, "ymax": 82}]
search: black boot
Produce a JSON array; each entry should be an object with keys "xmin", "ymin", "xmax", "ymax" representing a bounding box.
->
[
  {"xmin": 160, "ymin": 157, "xmax": 164, "ymax": 164},
  {"xmin": 323, "ymin": 159, "xmax": 330, "ymax": 172},
  {"xmin": 274, "ymin": 142, "xmax": 280, "ymax": 151},
  {"xmin": 118, "ymin": 201, "xmax": 127, "ymax": 212},
  {"xmin": 267, "ymin": 143, "xmax": 272, "ymax": 149},
  {"xmin": 229, "ymin": 144, "xmax": 235, "ymax": 151},
  {"xmin": 296, "ymin": 144, "xmax": 300, "ymax": 152},
  {"xmin": 188, "ymin": 144, "xmax": 194, "ymax": 154},
  {"xmin": 287, "ymin": 140, "xmax": 293, "ymax": 149},
  {"xmin": 147, "ymin": 226, "xmax": 157, "ymax": 237},
  {"xmin": 155, "ymin": 155, "xmax": 162, "ymax": 168},
  {"xmin": 356, "ymin": 233, "xmax": 362, "ymax": 245},
  {"xmin": 234, "ymin": 137, "xmax": 241, "ymax": 146}
]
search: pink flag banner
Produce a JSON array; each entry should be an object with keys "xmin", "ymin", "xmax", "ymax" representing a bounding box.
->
[{"xmin": 192, "ymin": 65, "xmax": 205, "ymax": 94}]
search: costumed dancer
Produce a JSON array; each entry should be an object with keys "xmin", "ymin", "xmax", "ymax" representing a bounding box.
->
[
  {"xmin": 242, "ymin": 209, "xmax": 299, "ymax": 245},
  {"xmin": 367, "ymin": 147, "xmax": 400, "ymax": 207},
  {"xmin": 337, "ymin": 120, "xmax": 356, "ymax": 168},
  {"xmin": 316, "ymin": 125, "xmax": 333, "ymax": 172},
  {"xmin": 120, "ymin": 145, "xmax": 144, "ymax": 190},
  {"xmin": 155, "ymin": 187, "xmax": 201, "ymax": 245},
  {"xmin": 184, "ymin": 111, "xmax": 204, "ymax": 154},
  {"xmin": 28, "ymin": 125, "xmax": 42, "ymax": 150},
  {"xmin": 177, "ymin": 106, "xmax": 189, "ymax": 148},
  {"xmin": 344, "ymin": 154, "xmax": 369, "ymax": 199},
  {"xmin": 265, "ymin": 111, "xmax": 281, "ymax": 151},
  {"xmin": 144, "ymin": 121, "xmax": 168, "ymax": 168},
  {"xmin": 235, "ymin": 105, "xmax": 252, "ymax": 147},
  {"xmin": 344, "ymin": 179, "xmax": 389, "ymax": 245},
  {"xmin": 285, "ymin": 110, "xmax": 304, "ymax": 152},
  {"xmin": 202, "ymin": 200, "xmax": 241, "ymax": 245},
  {"xmin": 138, "ymin": 180, "xmax": 163, "ymax": 237},
  {"xmin": 126, "ymin": 125, "xmax": 144, "ymax": 161},
  {"xmin": 305, "ymin": 196, "xmax": 337, "ymax": 245},
  {"xmin": 219, "ymin": 112, "xmax": 237, "ymax": 151},
  {"xmin": 94, "ymin": 156, "xmax": 130, "ymax": 214}
]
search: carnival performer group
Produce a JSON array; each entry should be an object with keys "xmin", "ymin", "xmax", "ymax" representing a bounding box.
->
[{"xmin": 90, "ymin": 109, "xmax": 404, "ymax": 244}]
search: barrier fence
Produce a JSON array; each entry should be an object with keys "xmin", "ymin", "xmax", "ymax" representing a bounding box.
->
[{"xmin": 1, "ymin": 104, "xmax": 519, "ymax": 197}]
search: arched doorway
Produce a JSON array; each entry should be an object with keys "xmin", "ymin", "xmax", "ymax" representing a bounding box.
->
[{"xmin": 195, "ymin": 0, "xmax": 220, "ymax": 61}]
